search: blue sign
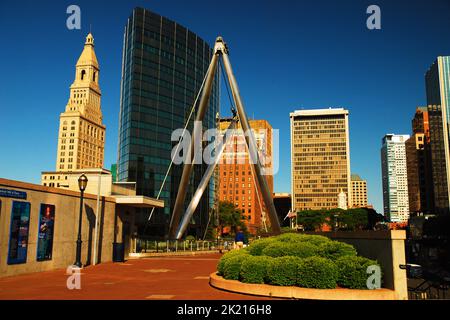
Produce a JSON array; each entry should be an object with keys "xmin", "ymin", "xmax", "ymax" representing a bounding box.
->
[
  {"xmin": 0, "ymin": 188, "xmax": 27, "ymax": 200},
  {"xmin": 8, "ymin": 201, "xmax": 31, "ymax": 265}
]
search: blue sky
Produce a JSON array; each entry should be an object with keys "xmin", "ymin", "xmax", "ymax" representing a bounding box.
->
[{"xmin": 1, "ymin": 0, "xmax": 450, "ymax": 213}]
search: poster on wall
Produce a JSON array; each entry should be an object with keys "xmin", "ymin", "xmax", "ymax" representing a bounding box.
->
[
  {"xmin": 8, "ymin": 201, "xmax": 31, "ymax": 265},
  {"xmin": 37, "ymin": 204, "xmax": 55, "ymax": 261}
]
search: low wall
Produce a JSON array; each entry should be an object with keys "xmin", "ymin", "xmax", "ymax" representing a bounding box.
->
[
  {"xmin": 210, "ymin": 273, "xmax": 398, "ymax": 300},
  {"xmin": 0, "ymin": 178, "xmax": 119, "ymax": 278},
  {"xmin": 305, "ymin": 230, "xmax": 408, "ymax": 300}
]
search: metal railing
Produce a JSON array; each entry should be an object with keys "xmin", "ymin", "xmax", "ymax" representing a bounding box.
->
[{"xmin": 135, "ymin": 239, "xmax": 235, "ymax": 254}]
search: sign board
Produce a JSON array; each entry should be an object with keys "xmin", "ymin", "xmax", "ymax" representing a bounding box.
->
[{"xmin": 0, "ymin": 188, "xmax": 27, "ymax": 200}]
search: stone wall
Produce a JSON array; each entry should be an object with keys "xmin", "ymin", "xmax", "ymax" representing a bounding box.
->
[{"xmin": 0, "ymin": 178, "xmax": 119, "ymax": 277}]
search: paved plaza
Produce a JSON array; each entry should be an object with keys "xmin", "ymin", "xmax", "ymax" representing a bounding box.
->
[{"xmin": 0, "ymin": 253, "xmax": 269, "ymax": 300}]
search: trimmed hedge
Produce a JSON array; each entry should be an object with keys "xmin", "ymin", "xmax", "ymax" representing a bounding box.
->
[
  {"xmin": 318, "ymin": 241, "xmax": 357, "ymax": 260},
  {"xmin": 217, "ymin": 249, "xmax": 249, "ymax": 276},
  {"xmin": 216, "ymin": 234, "xmax": 380, "ymax": 291},
  {"xmin": 274, "ymin": 233, "xmax": 331, "ymax": 246},
  {"xmin": 335, "ymin": 255, "xmax": 381, "ymax": 289},
  {"xmin": 262, "ymin": 242, "xmax": 318, "ymax": 259},
  {"xmin": 298, "ymin": 235, "xmax": 331, "ymax": 246},
  {"xmin": 240, "ymin": 256, "xmax": 273, "ymax": 284},
  {"xmin": 247, "ymin": 238, "xmax": 275, "ymax": 256},
  {"xmin": 266, "ymin": 256, "xmax": 302, "ymax": 286},
  {"xmin": 297, "ymin": 256, "xmax": 338, "ymax": 289},
  {"xmin": 223, "ymin": 254, "xmax": 249, "ymax": 280}
]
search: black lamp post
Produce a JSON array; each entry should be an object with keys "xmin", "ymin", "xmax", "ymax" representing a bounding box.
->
[
  {"xmin": 333, "ymin": 214, "xmax": 339, "ymax": 232},
  {"xmin": 74, "ymin": 174, "xmax": 88, "ymax": 267}
]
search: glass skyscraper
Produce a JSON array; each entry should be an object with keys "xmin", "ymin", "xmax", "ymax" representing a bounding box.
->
[
  {"xmin": 117, "ymin": 8, "xmax": 219, "ymax": 237},
  {"xmin": 426, "ymin": 56, "xmax": 450, "ymax": 214}
]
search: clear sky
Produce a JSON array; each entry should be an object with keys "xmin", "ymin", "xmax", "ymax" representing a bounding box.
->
[{"xmin": 1, "ymin": 0, "xmax": 450, "ymax": 213}]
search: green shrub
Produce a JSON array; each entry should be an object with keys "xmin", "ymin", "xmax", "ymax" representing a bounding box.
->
[
  {"xmin": 335, "ymin": 256, "xmax": 381, "ymax": 289},
  {"xmin": 318, "ymin": 241, "xmax": 357, "ymax": 261},
  {"xmin": 261, "ymin": 242, "xmax": 289, "ymax": 257},
  {"xmin": 217, "ymin": 249, "xmax": 249, "ymax": 276},
  {"xmin": 297, "ymin": 256, "xmax": 338, "ymax": 289},
  {"xmin": 274, "ymin": 233, "xmax": 307, "ymax": 243},
  {"xmin": 247, "ymin": 238, "xmax": 275, "ymax": 256},
  {"xmin": 266, "ymin": 256, "xmax": 301, "ymax": 286},
  {"xmin": 240, "ymin": 256, "xmax": 273, "ymax": 284},
  {"xmin": 274, "ymin": 233, "xmax": 330, "ymax": 246},
  {"xmin": 262, "ymin": 242, "xmax": 318, "ymax": 259},
  {"xmin": 299, "ymin": 235, "xmax": 332, "ymax": 246},
  {"xmin": 223, "ymin": 254, "xmax": 249, "ymax": 280}
]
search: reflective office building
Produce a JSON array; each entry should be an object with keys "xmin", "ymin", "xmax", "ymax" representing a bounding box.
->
[
  {"xmin": 426, "ymin": 56, "xmax": 450, "ymax": 214},
  {"xmin": 117, "ymin": 8, "xmax": 219, "ymax": 237}
]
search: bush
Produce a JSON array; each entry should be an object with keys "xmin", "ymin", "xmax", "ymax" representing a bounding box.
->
[
  {"xmin": 275, "ymin": 233, "xmax": 307, "ymax": 242},
  {"xmin": 299, "ymin": 235, "xmax": 332, "ymax": 246},
  {"xmin": 266, "ymin": 256, "xmax": 301, "ymax": 286},
  {"xmin": 318, "ymin": 241, "xmax": 357, "ymax": 261},
  {"xmin": 335, "ymin": 256, "xmax": 381, "ymax": 289},
  {"xmin": 297, "ymin": 256, "xmax": 338, "ymax": 289},
  {"xmin": 217, "ymin": 249, "xmax": 249, "ymax": 276},
  {"xmin": 262, "ymin": 242, "xmax": 318, "ymax": 259},
  {"xmin": 247, "ymin": 238, "xmax": 275, "ymax": 256},
  {"xmin": 240, "ymin": 256, "xmax": 273, "ymax": 284},
  {"xmin": 223, "ymin": 254, "xmax": 249, "ymax": 280}
]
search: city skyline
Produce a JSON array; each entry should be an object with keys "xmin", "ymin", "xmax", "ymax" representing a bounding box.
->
[{"xmin": 2, "ymin": 0, "xmax": 450, "ymax": 213}]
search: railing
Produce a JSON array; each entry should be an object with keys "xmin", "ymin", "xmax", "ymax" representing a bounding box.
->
[
  {"xmin": 408, "ymin": 278, "xmax": 450, "ymax": 300},
  {"xmin": 135, "ymin": 239, "xmax": 235, "ymax": 254}
]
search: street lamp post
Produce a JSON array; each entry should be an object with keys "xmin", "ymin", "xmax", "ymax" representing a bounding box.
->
[{"xmin": 74, "ymin": 174, "xmax": 88, "ymax": 268}]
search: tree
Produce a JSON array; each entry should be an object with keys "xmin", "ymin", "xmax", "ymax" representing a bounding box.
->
[
  {"xmin": 296, "ymin": 210, "xmax": 331, "ymax": 231},
  {"xmin": 337, "ymin": 209, "xmax": 368, "ymax": 231},
  {"xmin": 218, "ymin": 201, "xmax": 247, "ymax": 237}
]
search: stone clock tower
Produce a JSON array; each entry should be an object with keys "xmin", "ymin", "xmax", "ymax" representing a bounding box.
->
[{"xmin": 41, "ymin": 33, "xmax": 106, "ymax": 188}]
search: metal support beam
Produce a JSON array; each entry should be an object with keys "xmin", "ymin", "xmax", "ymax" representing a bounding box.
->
[
  {"xmin": 167, "ymin": 48, "xmax": 220, "ymax": 239},
  {"xmin": 220, "ymin": 44, "xmax": 282, "ymax": 235},
  {"xmin": 176, "ymin": 118, "xmax": 238, "ymax": 239},
  {"xmin": 169, "ymin": 37, "xmax": 281, "ymax": 239}
]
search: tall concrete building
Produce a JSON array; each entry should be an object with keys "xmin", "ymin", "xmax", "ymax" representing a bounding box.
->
[
  {"xmin": 405, "ymin": 107, "xmax": 434, "ymax": 214},
  {"xmin": 426, "ymin": 56, "xmax": 450, "ymax": 214},
  {"xmin": 381, "ymin": 134, "xmax": 410, "ymax": 222},
  {"xmin": 116, "ymin": 8, "xmax": 219, "ymax": 237},
  {"xmin": 290, "ymin": 108, "xmax": 351, "ymax": 212},
  {"xmin": 41, "ymin": 33, "xmax": 106, "ymax": 187},
  {"xmin": 351, "ymin": 174, "xmax": 368, "ymax": 208},
  {"xmin": 218, "ymin": 119, "xmax": 273, "ymax": 235}
]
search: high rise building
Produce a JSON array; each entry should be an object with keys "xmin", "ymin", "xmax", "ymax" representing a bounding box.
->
[
  {"xmin": 116, "ymin": 8, "xmax": 219, "ymax": 237},
  {"xmin": 351, "ymin": 174, "xmax": 368, "ymax": 208},
  {"xmin": 290, "ymin": 108, "xmax": 352, "ymax": 212},
  {"xmin": 218, "ymin": 119, "xmax": 273, "ymax": 235},
  {"xmin": 428, "ymin": 105, "xmax": 448, "ymax": 213},
  {"xmin": 41, "ymin": 33, "xmax": 106, "ymax": 188},
  {"xmin": 426, "ymin": 56, "xmax": 450, "ymax": 214},
  {"xmin": 405, "ymin": 107, "xmax": 434, "ymax": 214},
  {"xmin": 381, "ymin": 134, "xmax": 410, "ymax": 222}
]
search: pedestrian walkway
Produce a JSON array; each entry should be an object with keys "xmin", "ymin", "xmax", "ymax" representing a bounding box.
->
[{"xmin": 0, "ymin": 253, "xmax": 268, "ymax": 300}]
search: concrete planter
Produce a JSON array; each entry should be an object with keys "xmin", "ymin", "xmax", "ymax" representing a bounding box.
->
[{"xmin": 210, "ymin": 273, "xmax": 399, "ymax": 300}]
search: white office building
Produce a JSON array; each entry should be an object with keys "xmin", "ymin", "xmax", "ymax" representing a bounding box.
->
[{"xmin": 381, "ymin": 134, "xmax": 410, "ymax": 222}]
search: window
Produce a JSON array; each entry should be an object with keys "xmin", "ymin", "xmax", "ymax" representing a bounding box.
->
[{"xmin": 81, "ymin": 70, "xmax": 86, "ymax": 80}]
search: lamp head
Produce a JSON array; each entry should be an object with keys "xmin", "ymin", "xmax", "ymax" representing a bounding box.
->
[{"xmin": 78, "ymin": 174, "xmax": 88, "ymax": 192}]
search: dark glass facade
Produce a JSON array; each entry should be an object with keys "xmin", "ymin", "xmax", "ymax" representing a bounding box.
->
[
  {"xmin": 117, "ymin": 8, "xmax": 219, "ymax": 237},
  {"xmin": 428, "ymin": 105, "xmax": 449, "ymax": 213}
]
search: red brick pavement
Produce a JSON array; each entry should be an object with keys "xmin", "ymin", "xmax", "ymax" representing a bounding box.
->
[{"xmin": 0, "ymin": 254, "xmax": 270, "ymax": 300}]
